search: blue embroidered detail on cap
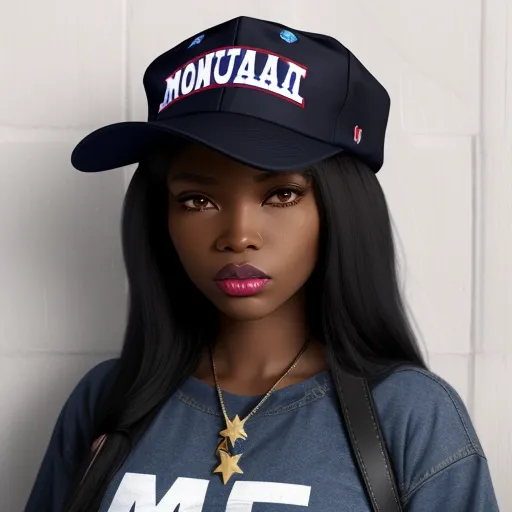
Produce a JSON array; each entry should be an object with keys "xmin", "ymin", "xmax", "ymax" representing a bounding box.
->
[
  {"xmin": 280, "ymin": 30, "xmax": 298, "ymax": 43},
  {"xmin": 188, "ymin": 34, "xmax": 205, "ymax": 48}
]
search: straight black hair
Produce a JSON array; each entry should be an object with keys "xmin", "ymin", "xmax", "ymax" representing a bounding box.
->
[{"xmin": 63, "ymin": 142, "xmax": 428, "ymax": 511}]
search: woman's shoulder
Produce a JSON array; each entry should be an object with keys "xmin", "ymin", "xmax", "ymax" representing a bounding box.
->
[
  {"xmin": 76, "ymin": 357, "xmax": 119, "ymax": 389},
  {"xmin": 58, "ymin": 358, "xmax": 120, "ymax": 445},
  {"xmin": 25, "ymin": 359, "xmax": 121, "ymax": 510},
  {"xmin": 30, "ymin": 357, "xmax": 121, "ymax": 483},
  {"xmin": 67, "ymin": 358, "xmax": 120, "ymax": 413},
  {"xmin": 373, "ymin": 364, "xmax": 484, "ymax": 453},
  {"xmin": 370, "ymin": 364, "xmax": 487, "ymax": 503}
]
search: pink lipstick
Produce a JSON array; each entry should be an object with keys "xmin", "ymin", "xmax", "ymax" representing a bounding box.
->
[
  {"xmin": 214, "ymin": 264, "xmax": 270, "ymax": 297},
  {"xmin": 216, "ymin": 278, "xmax": 269, "ymax": 297}
]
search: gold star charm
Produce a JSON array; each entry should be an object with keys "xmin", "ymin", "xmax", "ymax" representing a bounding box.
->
[
  {"xmin": 216, "ymin": 438, "xmax": 229, "ymax": 455},
  {"xmin": 214, "ymin": 450, "xmax": 244, "ymax": 485},
  {"xmin": 219, "ymin": 415, "xmax": 248, "ymax": 446}
]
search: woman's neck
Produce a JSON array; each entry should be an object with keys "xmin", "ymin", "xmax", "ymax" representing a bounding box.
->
[{"xmin": 193, "ymin": 293, "xmax": 328, "ymax": 395}]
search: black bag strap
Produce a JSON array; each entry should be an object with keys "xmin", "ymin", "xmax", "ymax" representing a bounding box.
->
[{"xmin": 331, "ymin": 364, "xmax": 404, "ymax": 511}]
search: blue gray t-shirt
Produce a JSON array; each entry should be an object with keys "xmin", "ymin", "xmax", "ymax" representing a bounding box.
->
[{"xmin": 26, "ymin": 359, "xmax": 500, "ymax": 511}]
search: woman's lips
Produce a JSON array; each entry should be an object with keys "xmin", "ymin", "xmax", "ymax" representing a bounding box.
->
[
  {"xmin": 214, "ymin": 263, "xmax": 270, "ymax": 280},
  {"xmin": 215, "ymin": 278, "xmax": 270, "ymax": 297},
  {"xmin": 214, "ymin": 263, "xmax": 271, "ymax": 297}
]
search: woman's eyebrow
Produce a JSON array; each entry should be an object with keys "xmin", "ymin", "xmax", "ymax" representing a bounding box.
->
[
  {"xmin": 253, "ymin": 172, "xmax": 310, "ymax": 183},
  {"xmin": 169, "ymin": 171, "xmax": 311, "ymax": 186},
  {"xmin": 253, "ymin": 172, "xmax": 278, "ymax": 183},
  {"xmin": 171, "ymin": 171, "xmax": 279, "ymax": 184},
  {"xmin": 169, "ymin": 172, "xmax": 219, "ymax": 185}
]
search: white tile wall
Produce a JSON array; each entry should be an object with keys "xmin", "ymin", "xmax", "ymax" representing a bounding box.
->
[
  {"xmin": 476, "ymin": 1, "xmax": 512, "ymax": 508},
  {"xmin": 0, "ymin": 142, "xmax": 127, "ymax": 354},
  {"xmin": 0, "ymin": 1, "xmax": 125, "ymax": 128},
  {"xmin": 383, "ymin": 135, "xmax": 474, "ymax": 355},
  {"xmin": 1, "ymin": 1, "xmax": 510, "ymax": 510}
]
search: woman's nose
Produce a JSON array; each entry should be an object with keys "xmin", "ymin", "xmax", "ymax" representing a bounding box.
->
[
  {"xmin": 215, "ymin": 231, "xmax": 264, "ymax": 252},
  {"xmin": 214, "ymin": 209, "xmax": 264, "ymax": 253}
]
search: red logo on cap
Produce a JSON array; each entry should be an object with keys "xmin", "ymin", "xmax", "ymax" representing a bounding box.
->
[{"xmin": 354, "ymin": 126, "xmax": 362, "ymax": 144}]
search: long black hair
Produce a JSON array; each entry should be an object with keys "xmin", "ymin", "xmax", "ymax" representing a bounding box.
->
[{"xmin": 64, "ymin": 141, "xmax": 428, "ymax": 511}]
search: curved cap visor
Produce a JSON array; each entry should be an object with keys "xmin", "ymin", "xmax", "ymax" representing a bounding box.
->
[{"xmin": 71, "ymin": 113, "xmax": 343, "ymax": 173}]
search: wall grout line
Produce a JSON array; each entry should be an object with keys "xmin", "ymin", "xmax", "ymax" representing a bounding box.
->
[
  {"xmin": 468, "ymin": 0, "xmax": 488, "ymax": 420},
  {"xmin": 0, "ymin": 350, "xmax": 119, "ymax": 357},
  {"xmin": 0, "ymin": 125, "xmax": 91, "ymax": 132},
  {"xmin": 122, "ymin": 0, "xmax": 130, "ymax": 193},
  {"xmin": 121, "ymin": 0, "xmax": 129, "ymax": 125},
  {"xmin": 122, "ymin": 0, "xmax": 131, "ymax": 300},
  {"xmin": 468, "ymin": 135, "xmax": 481, "ymax": 419}
]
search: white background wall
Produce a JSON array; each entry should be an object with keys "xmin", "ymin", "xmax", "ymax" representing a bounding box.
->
[{"xmin": 0, "ymin": 1, "xmax": 510, "ymax": 510}]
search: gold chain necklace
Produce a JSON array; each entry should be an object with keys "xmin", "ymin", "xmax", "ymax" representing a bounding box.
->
[{"xmin": 210, "ymin": 337, "xmax": 311, "ymax": 485}]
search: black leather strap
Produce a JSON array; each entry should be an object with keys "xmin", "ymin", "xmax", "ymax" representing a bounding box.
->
[{"xmin": 332, "ymin": 364, "xmax": 403, "ymax": 511}]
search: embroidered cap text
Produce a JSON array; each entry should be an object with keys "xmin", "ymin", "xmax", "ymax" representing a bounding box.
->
[{"xmin": 158, "ymin": 46, "xmax": 308, "ymax": 113}]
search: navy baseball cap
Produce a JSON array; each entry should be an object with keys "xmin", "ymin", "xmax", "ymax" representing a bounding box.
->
[{"xmin": 71, "ymin": 16, "xmax": 390, "ymax": 173}]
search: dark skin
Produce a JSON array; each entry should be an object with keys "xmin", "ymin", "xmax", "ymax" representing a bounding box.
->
[{"xmin": 167, "ymin": 143, "xmax": 328, "ymax": 396}]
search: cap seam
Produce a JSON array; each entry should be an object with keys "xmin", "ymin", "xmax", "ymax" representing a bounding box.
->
[
  {"xmin": 218, "ymin": 17, "xmax": 241, "ymax": 112},
  {"xmin": 331, "ymin": 47, "xmax": 351, "ymax": 144}
]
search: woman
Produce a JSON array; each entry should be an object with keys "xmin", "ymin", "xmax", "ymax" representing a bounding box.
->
[{"xmin": 26, "ymin": 15, "xmax": 499, "ymax": 512}]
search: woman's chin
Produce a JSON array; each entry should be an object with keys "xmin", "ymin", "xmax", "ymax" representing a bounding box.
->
[{"xmin": 212, "ymin": 295, "xmax": 279, "ymax": 322}]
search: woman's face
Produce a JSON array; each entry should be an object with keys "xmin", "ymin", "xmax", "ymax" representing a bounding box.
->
[{"xmin": 166, "ymin": 143, "xmax": 320, "ymax": 321}]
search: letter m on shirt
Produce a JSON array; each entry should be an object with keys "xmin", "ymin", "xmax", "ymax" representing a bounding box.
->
[
  {"xmin": 107, "ymin": 473, "xmax": 311, "ymax": 511},
  {"xmin": 107, "ymin": 474, "xmax": 209, "ymax": 512}
]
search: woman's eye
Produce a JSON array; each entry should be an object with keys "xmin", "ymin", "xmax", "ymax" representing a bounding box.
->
[
  {"xmin": 180, "ymin": 196, "xmax": 215, "ymax": 211},
  {"xmin": 265, "ymin": 189, "xmax": 302, "ymax": 206}
]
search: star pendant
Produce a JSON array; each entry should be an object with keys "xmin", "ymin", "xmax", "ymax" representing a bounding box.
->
[
  {"xmin": 219, "ymin": 414, "xmax": 248, "ymax": 446},
  {"xmin": 214, "ymin": 449, "xmax": 244, "ymax": 485},
  {"xmin": 216, "ymin": 438, "xmax": 229, "ymax": 455}
]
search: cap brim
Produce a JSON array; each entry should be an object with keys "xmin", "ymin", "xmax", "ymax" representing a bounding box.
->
[{"xmin": 71, "ymin": 112, "xmax": 343, "ymax": 173}]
